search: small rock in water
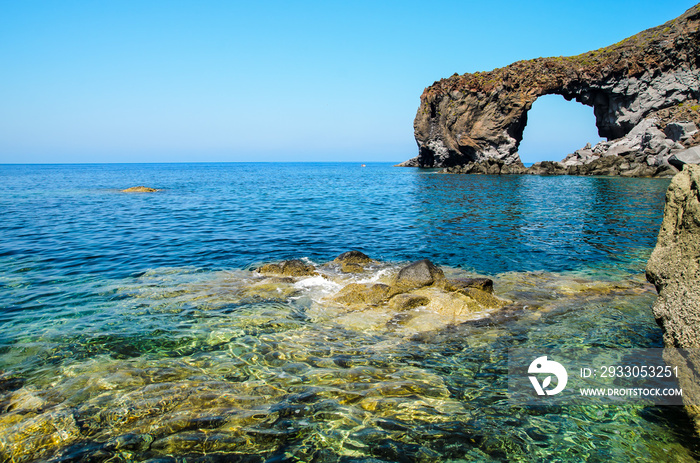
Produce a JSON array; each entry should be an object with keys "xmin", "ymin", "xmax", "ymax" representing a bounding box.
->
[
  {"xmin": 121, "ymin": 186, "xmax": 159, "ymax": 193},
  {"xmin": 334, "ymin": 250, "xmax": 373, "ymax": 265},
  {"xmin": 333, "ymin": 250, "xmax": 373, "ymax": 273}
]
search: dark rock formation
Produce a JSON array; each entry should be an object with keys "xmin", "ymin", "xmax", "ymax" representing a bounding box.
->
[
  {"xmin": 394, "ymin": 259, "xmax": 445, "ymax": 290},
  {"xmin": 646, "ymin": 165, "xmax": 700, "ymax": 430},
  {"xmin": 406, "ymin": 4, "xmax": 700, "ymax": 170}
]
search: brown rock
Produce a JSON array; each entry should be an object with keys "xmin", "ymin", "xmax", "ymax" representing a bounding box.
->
[
  {"xmin": 332, "ymin": 283, "xmax": 391, "ymax": 305},
  {"xmin": 258, "ymin": 260, "xmax": 318, "ymax": 277},
  {"xmin": 121, "ymin": 186, "xmax": 159, "ymax": 193},
  {"xmin": 388, "ymin": 294, "xmax": 431, "ymax": 311},
  {"xmin": 443, "ymin": 278, "xmax": 494, "ymax": 294},
  {"xmin": 340, "ymin": 263, "xmax": 366, "ymax": 273},
  {"xmin": 334, "ymin": 251, "xmax": 372, "ymax": 265}
]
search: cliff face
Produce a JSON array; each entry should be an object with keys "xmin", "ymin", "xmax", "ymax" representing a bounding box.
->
[
  {"xmin": 646, "ymin": 165, "xmax": 700, "ymax": 430},
  {"xmin": 406, "ymin": 4, "xmax": 700, "ymax": 168}
]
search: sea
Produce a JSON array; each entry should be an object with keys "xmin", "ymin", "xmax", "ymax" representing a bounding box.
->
[{"xmin": 0, "ymin": 162, "xmax": 697, "ymax": 462}]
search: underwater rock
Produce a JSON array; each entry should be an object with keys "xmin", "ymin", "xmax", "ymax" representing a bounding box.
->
[
  {"xmin": 394, "ymin": 260, "xmax": 445, "ymax": 291},
  {"xmin": 646, "ymin": 164, "xmax": 700, "ymax": 432},
  {"xmin": 121, "ymin": 186, "xmax": 159, "ymax": 193},
  {"xmin": 388, "ymin": 294, "xmax": 431, "ymax": 311},
  {"xmin": 258, "ymin": 260, "xmax": 318, "ymax": 277},
  {"xmin": 0, "ymin": 407, "xmax": 82, "ymax": 463}
]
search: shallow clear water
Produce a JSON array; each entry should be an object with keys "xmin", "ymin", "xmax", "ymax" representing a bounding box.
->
[{"xmin": 1, "ymin": 162, "xmax": 696, "ymax": 462}]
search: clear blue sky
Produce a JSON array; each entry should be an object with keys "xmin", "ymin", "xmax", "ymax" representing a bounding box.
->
[{"xmin": 0, "ymin": 1, "xmax": 696, "ymax": 163}]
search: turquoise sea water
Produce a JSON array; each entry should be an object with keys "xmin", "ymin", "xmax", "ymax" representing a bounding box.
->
[{"xmin": 0, "ymin": 162, "xmax": 696, "ymax": 462}]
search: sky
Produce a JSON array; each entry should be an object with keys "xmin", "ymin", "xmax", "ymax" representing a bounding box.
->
[{"xmin": 0, "ymin": 1, "xmax": 697, "ymax": 164}]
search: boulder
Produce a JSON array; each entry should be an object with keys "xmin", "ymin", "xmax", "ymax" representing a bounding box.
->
[
  {"xmin": 333, "ymin": 251, "xmax": 373, "ymax": 272},
  {"xmin": 393, "ymin": 259, "xmax": 445, "ymax": 290},
  {"xmin": 333, "ymin": 250, "xmax": 372, "ymax": 265},
  {"xmin": 668, "ymin": 146, "xmax": 700, "ymax": 170}
]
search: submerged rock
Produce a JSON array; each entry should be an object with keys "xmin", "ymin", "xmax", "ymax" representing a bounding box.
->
[
  {"xmin": 121, "ymin": 186, "xmax": 159, "ymax": 193},
  {"xmin": 646, "ymin": 165, "xmax": 700, "ymax": 431},
  {"xmin": 388, "ymin": 294, "xmax": 431, "ymax": 311},
  {"xmin": 332, "ymin": 283, "xmax": 391, "ymax": 306}
]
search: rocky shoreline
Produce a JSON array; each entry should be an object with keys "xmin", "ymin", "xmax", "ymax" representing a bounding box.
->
[{"xmin": 440, "ymin": 114, "xmax": 699, "ymax": 177}]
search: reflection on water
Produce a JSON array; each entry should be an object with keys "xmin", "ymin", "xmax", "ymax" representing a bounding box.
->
[{"xmin": 410, "ymin": 173, "xmax": 669, "ymax": 273}]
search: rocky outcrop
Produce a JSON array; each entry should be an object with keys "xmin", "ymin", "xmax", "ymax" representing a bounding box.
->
[
  {"xmin": 406, "ymin": 4, "xmax": 700, "ymax": 169},
  {"xmin": 646, "ymin": 165, "xmax": 700, "ymax": 430}
]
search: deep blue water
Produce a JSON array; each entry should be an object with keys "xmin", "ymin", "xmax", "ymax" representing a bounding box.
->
[{"xmin": 0, "ymin": 162, "xmax": 669, "ymax": 278}]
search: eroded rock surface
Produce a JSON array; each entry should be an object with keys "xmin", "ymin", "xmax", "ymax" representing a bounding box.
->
[
  {"xmin": 646, "ymin": 165, "xmax": 700, "ymax": 431},
  {"xmin": 406, "ymin": 4, "xmax": 700, "ymax": 172}
]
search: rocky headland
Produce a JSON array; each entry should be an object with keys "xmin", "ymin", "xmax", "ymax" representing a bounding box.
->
[{"xmin": 401, "ymin": 4, "xmax": 700, "ymax": 177}]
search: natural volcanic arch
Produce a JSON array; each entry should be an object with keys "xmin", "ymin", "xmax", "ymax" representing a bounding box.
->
[{"xmin": 407, "ymin": 4, "xmax": 700, "ymax": 168}]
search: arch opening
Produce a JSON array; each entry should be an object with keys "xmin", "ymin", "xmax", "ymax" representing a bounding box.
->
[{"xmin": 516, "ymin": 94, "xmax": 605, "ymax": 165}]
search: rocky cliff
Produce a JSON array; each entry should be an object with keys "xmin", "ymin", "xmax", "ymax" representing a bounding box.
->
[
  {"xmin": 404, "ymin": 4, "xmax": 700, "ymax": 171},
  {"xmin": 646, "ymin": 165, "xmax": 700, "ymax": 430}
]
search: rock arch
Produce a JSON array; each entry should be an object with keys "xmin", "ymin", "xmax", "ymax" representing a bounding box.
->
[{"xmin": 405, "ymin": 4, "xmax": 700, "ymax": 168}]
